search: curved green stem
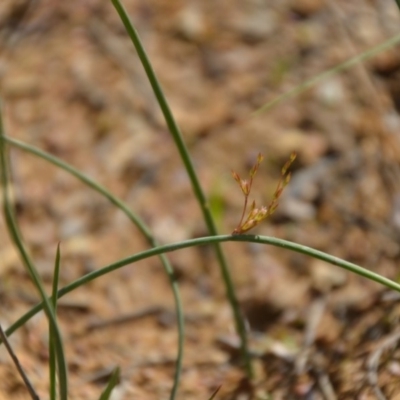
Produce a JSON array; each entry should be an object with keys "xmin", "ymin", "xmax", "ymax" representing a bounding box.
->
[
  {"xmin": 0, "ymin": 110, "xmax": 68, "ymax": 400},
  {"xmin": 253, "ymin": 31, "xmax": 400, "ymax": 116},
  {"xmin": 2, "ymin": 136, "xmax": 184, "ymax": 400},
  {"xmin": 6, "ymin": 233, "xmax": 400, "ymax": 349}
]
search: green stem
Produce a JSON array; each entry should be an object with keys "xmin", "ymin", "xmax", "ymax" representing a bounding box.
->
[
  {"xmin": 49, "ymin": 244, "xmax": 61, "ymax": 400},
  {"xmin": 0, "ymin": 108, "xmax": 68, "ymax": 400},
  {"xmin": 253, "ymin": 31, "xmax": 400, "ymax": 116},
  {"xmin": 2, "ymin": 135, "xmax": 184, "ymax": 400},
  {"xmin": 6, "ymin": 234, "xmax": 400, "ymax": 348},
  {"xmin": 110, "ymin": 0, "xmax": 252, "ymax": 378}
]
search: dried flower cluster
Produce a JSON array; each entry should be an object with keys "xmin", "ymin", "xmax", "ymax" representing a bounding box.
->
[{"xmin": 232, "ymin": 152, "xmax": 296, "ymax": 235}]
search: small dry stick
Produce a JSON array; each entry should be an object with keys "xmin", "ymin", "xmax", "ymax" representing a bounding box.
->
[
  {"xmin": 0, "ymin": 324, "xmax": 39, "ymax": 400},
  {"xmin": 232, "ymin": 152, "xmax": 296, "ymax": 235}
]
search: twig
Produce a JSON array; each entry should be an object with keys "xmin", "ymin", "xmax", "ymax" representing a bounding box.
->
[
  {"xmin": 295, "ymin": 297, "xmax": 326, "ymax": 374},
  {"xmin": 315, "ymin": 365, "xmax": 337, "ymax": 400},
  {"xmin": 85, "ymin": 306, "xmax": 165, "ymax": 331},
  {"xmin": 0, "ymin": 323, "xmax": 39, "ymax": 400},
  {"xmin": 367, "ymin": 330, "xmax": 400, "ymax": 400}
]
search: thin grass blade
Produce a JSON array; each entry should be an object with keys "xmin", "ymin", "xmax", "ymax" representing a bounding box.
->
[
  {"xmin": 110, "ymin": 0, "xmax": 252, "ymax": 379},
  {"xmin": 1, "ymin": 135, "xmax": 184, "ymax": 400},
  {"xmin": 0, "ymin": 104, "xmax": 68, "ymax": 400},
  {"xmin": 49, "ymin": 243, "xmax": 61, "ymax": 400},
  {"xmin": 253, "ymin": 32, "xmax": 400, "ymax": 116},
  {"xmin": 98, "ymin": 367, "xmax": 120, "ymax": 400}
]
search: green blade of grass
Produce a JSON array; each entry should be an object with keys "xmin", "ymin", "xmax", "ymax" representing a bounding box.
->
[
  {"xmin": 207, "ymin": 385, "xmax": 221, "ymax": 400},
  {"xmin": 7, "ymin": 233, "xmax": 400, "ymax": 353},
  {"xmin": 0, "ymin": 107, "xmax": 68, "ymax": 400},
  {"xmin": 1, "ymin": 135, "xmax": 184, "ymax": 400},
  {"xmin": 49, "ymin": 244, "xmax": 61, "ymax": 400},
  {"xmin": 98, "ymin": 367, "xmax": 120, "ymax": 400},
  {"xmin": 2, "ymin": 136, "xmax": 158, "ymax": 239},
  {"xmin": 110, "ymin": 0, "xmax": 252, "ymax": 379},
  {"xmin": 253, "ymin": 31, "xmax": 400, "ymax": 116}
]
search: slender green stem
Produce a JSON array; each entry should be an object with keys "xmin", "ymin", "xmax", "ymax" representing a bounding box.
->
[
  {"xmin": 98, "ymin": 367, "xmax": 120, "ymax": 400},
  {"xmin": 253, "ymin": 31, "xmax": 400, "ymax": 116},
  {"xmin": 3, "ymin": 137, "xmax": 150, "ymax": 238},
  {"xmin": 6, "ymin": 233, "xmax": 400, "ymax": 349},
  {"xmin": 2, "ymin": 135, "xmax": 184, "ymax": 400},
  {"xmin": 394, "ymin": 0, "xmax": 400, "ymax": 11},
  {"xmin": 110, "ymin": 0, "xmax": 252, "ymax": 378},
  {"xmin": 49, "ymin": 244, "xmax": 61, "ymax": 400},
  {"xmin": 0, "ymin": 107, "xmax": 68, "ymax": 400}
]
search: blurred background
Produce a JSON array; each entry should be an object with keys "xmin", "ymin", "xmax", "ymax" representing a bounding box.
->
[{"xmin": 1, "ymin": 0, "xmax": 400, "ymax": 398}]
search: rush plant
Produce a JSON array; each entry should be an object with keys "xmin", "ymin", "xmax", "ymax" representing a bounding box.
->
[{"xmin": 1, "ymin": 1, "xmax": 400, "ymax": 399}]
